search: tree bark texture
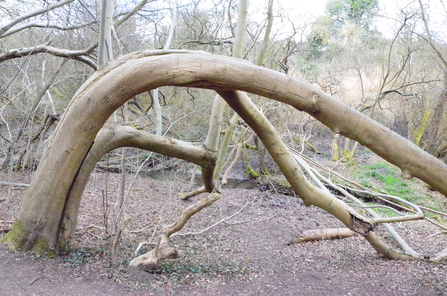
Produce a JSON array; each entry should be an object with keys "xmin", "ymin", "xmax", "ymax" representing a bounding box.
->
[{"xmin": 3, "ymin": 50, "xmax": 447, "ymax": 251}]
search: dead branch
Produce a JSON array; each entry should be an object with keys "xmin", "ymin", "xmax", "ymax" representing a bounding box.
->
[
  {"xmin": 0, "ymin": 182, "xmax": 30, "ymax": 187},
  {"xmin": 293, "ymin": 146, "xmax": 447, "ymax": 237},
  {"xmin": 289, "ymin": 228, "xmax": 357, "ymax": 244},
  {"xmin": 0, "ymin": 44, "xmax": 97, "ymax": 69},
  {"xmin": 1, "ymin": 21, "xmax": 97, "ymax": 38},
  {"xmin": 0, "ymin": 0, "xmax": 75, "ymax": 37},
  {"xmin": 180, "ymin": 185, "xmax": 206, "ymax": 201},
  {"xmin": 430, "ymin": 248, "xmax": 447, "ymax": 262}
]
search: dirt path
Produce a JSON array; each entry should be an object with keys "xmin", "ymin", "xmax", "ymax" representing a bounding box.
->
[{"xmin": 1, "ymin": 173, "xmax": 446, "ymax": 295}]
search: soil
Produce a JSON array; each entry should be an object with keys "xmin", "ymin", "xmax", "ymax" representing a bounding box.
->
[{"xmin": 1, "ymin": 168, "xmax": 447, "ymax": 296}]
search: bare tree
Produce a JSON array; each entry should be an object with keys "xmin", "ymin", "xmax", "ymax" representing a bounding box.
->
[{"xmin": 2, "ymin": 51, "xmax": 446, "ymax": 264}]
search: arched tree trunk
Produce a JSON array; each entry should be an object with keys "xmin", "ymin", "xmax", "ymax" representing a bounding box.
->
[
  {"xmin": 2, "ymin": 50, "xmax": 447, "ymax": 253},
  {"xmin": 60, "ymin": 124, "xmax": 216, "ymax": 247}
]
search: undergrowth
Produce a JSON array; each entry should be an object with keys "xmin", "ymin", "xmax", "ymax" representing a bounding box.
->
[
  {"xmin": 357, "ymin": 162, "xmax": 418, "ymax": 201},
  {"xmin": 352, "ymin": 160, "xmax": 446, "ymax": 223}
]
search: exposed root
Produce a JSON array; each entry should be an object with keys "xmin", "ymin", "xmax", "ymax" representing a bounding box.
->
[{"xmin": 130, "ymin": 193, "xmax": 221, "ymax": 270}]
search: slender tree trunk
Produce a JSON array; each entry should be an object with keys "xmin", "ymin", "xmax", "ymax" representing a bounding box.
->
[
  {"xmin": 152, "ymin": 0, "xmax": 178, "ymax": 136},
  {"xmin": 2, "ymin": 60, "xmax": 66, "ymax": 169},
  {"xmin": 98, "ymin": 0, "xmax": 114, "ymax": 68},
  {"xmin": 201, "ymin": 0, "xmax": 249, "ymax": 187},
  {"xmin": 207, "ymin": 0, "xmax": 272, "ymax": 185},
  {"xmin": 417, "ymin": 0, "xmax": 447, "ymax": 156},
  {"xmin": 426, "ymin": 77, "xmax": 447, "ymax": 155}
]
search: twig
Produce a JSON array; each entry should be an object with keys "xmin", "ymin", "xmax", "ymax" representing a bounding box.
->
[
  {"xmin": 173, "ymin": 195, "xmax": 259, "ymax": 237},
  {"xmin": 29, "ymin": 277, "xmax": 39, "ymax": 285},
  {"xmin": 133, "ymin": 216, "xmax": 165, "ymax": 256},
  {"xmin": 350, "ymin": 204, "xmax": 410, "ymax": 216},
  {"xmin": 419, "ymin": 206, "xmax": 447, "ymax": 218},
  {"xmin": 134, "ymin": 241, "xmax": 157, "ymax": 256},
  {"xmin": 231, "ymin": 213, "xmax": 278, "ymax": 225},
  {"xmin": 0, "ymin": 181, "xmax": 29, "ymax": 187},
  {"xmin": 428, "ymin": 231, "xmax": 447, "ymax": 238},
  {"xmin": 129, "ymin": 225, "xmax": 152, "ymax": 234},
  {"xmin": 425, "ymin": 217, "xmax": 447, "ymax": 231}
]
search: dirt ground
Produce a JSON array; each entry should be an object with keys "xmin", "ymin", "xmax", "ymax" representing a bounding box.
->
[{"xmin": 1, "ymin": 170, "xmax": 447, "ymax": 296}]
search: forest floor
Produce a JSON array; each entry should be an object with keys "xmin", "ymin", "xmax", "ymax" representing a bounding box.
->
[{"xmin": 1, "ymin": 152, "xmax": 447, "ymax": 296}]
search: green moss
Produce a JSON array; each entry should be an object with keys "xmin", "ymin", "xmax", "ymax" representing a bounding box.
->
[
  {"xmin": 0, "ymin": 221, "xmax": 56, "ymax": 257},
  {"xmin": 245, "ymin": 166, "xmax": 261, "ymax": 178},
  {"xmin": 245, "ymin": 143, "xmax": 257, "ymax": 150},
  {"xmin": 32, "ymin": 237, "xmax": 57, "ymax": 258},
  {"xmin": 0, "ymin": 220, "xmax": 26, "ymax": 250},
  {"xmin": 261, "ymin": 167, "xmax": 270, "ymax": 175},
  {"xmin": 305, "ymin": 140, "xmax": 320, "ymax": 154},
  {"xmin": 412, "ymin": 108, "xmax": 432, "ymax": 146}
]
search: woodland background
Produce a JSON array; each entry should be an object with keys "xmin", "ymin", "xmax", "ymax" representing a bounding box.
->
[{"xmin": 1, "ymin": 0, "xmax": 447, "ymax": 294}]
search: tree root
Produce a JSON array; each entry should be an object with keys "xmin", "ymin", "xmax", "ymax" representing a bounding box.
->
[{"xmin": 130, "ymin": 192, "xmax": 220, "ymax": 271}]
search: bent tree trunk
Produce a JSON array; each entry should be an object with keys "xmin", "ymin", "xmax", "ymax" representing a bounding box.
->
[
  {"xmin": 60, "ymin": 124, "xmax": 216, "ymax": 247},
  {"xmin": 2, "ymin": 50, "xmax": 447, "ymax": 253}
]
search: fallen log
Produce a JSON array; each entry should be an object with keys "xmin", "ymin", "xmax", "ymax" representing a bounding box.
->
[{"xmin": 288, "ymin": 228, "xmax": 357, "ymax": 245}]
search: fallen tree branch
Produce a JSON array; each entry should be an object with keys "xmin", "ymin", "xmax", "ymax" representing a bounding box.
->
[
  {"xmin": 289, "ymin": 149, "xmax": 424, "ymax": 224},
  {"xmin": 431, "ymin": 248, "xmax": 447, "ymax": 262},
  {"xmin": 289, "ymin": 146, "xmax": 447, "ymax": 227},
  {"xmin": 290, "ymin": 146, "xmax": 447, "ymax": 253},
  {"xmin": 0, "ymin": 181, "xmax": 30, "ymax": 187},
  {"xmin": 303, "ymin": 156, "xmax": 419, "ymax": 256},
  {"xmin": 288, "ymin": 228, "xmax": 357, "ymax": 244}
]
